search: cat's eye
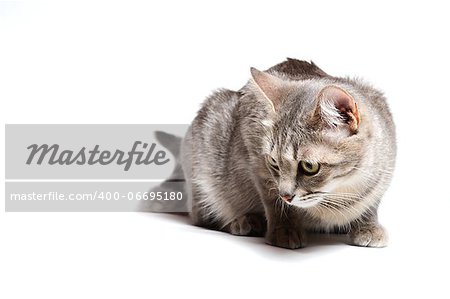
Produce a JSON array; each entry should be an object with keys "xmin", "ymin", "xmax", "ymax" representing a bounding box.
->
[
  {"xmin": 267, "ymin": 155, "xmax": 280, "ymax": 171},
  {"xmin": 300, "ymin": 161, "xmax": 320, "ymax": 176}
]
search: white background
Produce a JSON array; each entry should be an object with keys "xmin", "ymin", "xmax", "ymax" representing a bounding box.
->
[{"xmin": 1, "ymin": 1, "xmax": 449, "ymax": 298}]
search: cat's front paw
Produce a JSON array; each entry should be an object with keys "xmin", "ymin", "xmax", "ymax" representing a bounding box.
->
[
  {"xmin": 229, "ymin": 213, "xmax": 266, "ymax": 236},
  {"xmin": 265, "ymin": 226, "xmax": 306, "ymax": 249},
  {"xmin": 350, "ymin": 224, "xmax": 388, "ymax": 248}
]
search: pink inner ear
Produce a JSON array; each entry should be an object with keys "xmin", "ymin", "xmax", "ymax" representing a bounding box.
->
[{"xmin": 321, "ymin": 86, "xmax": 360, "ymax": 131}]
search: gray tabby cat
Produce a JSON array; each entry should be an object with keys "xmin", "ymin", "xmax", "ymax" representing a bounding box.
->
[{"xmin": 177, "ymin": 58, "xmax": 396, "ymax": 249}]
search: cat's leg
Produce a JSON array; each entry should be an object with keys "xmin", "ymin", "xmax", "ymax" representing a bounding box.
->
[
  {"xmin": 226, "ymin": 213, "xmax": 266, "ymax": 237},
  {"xmin": 189, "ymin": 183, "xmax": 221, "ymax": 230},
  {"xmin": 189, "ymin": 183, "xmax": 266, "ymax": 236},
  {"xmin": 348, "ymin": 210, "xmax": 388, "ymax": 248},
  {"xmin": 263, "ymin": 200, "xmax": 307, "ymax": 249},
  {"xmin": 193, "ymin": 206, "xmax": 266, "ymax": 237}
]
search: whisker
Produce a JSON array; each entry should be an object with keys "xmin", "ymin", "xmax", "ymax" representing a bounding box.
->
[{"xmin": 323, "ymin": 194, "xmax": 374, "ymax": 212}]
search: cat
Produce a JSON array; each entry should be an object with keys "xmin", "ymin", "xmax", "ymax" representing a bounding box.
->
[{"xmin": 159, "ymin": 58, "xmax": 396, "ymax": 249}]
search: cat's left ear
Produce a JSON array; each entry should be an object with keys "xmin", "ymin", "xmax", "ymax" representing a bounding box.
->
[
  {"xmin": 250, "ymin": 67, "xmax": 288, "ymax": 111},
  {"xmin": 316, "ymin": 85, "xmax": 361, "ymax": 133}
]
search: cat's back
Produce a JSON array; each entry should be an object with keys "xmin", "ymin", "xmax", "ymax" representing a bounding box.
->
[
  {"xmin": 266, "ymin": 58, "xmax": 330, "ymax": 80},
  {"xmin": 192, "ymin": 89, "xmax": 240, "ymax": 143},
  {"xmin": 195, "ymin": 88, "xmax": 240, "ymax": 129},
  {"xmin": 187, "ymin": 89, "xmax": 241, "ymax": 168}
]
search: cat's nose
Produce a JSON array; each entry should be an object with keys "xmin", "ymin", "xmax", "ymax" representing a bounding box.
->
[{"xmin": 280, "ymin": 194, "xmax": 294, "ymax": 203}]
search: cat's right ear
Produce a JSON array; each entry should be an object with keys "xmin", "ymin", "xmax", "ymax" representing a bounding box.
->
[
  {"xmin": 250, "ymin": 67, "xmax": 287, "ymax": 111},
  {"xmin": 315, "ymin": 85, "xmax": 361, "ymax": 134}
]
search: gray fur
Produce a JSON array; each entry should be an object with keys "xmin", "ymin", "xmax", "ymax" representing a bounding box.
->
[{"xmin": 179, "ymin": 58, "xmax": 396, "ymax": 249}]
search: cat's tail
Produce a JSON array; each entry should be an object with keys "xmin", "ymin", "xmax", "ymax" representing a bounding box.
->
[
  {"xmin": 154, "ymin": 131, "xmax": 182, "ymax": 160},
  {"xmin": 139, "ymin": 131, "xmax": 187, "ymax": 213}
]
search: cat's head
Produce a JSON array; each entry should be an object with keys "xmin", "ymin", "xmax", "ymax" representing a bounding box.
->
[{"xmin": 250, "ymin": 68, "xmax": 369, "ymax": 210}]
